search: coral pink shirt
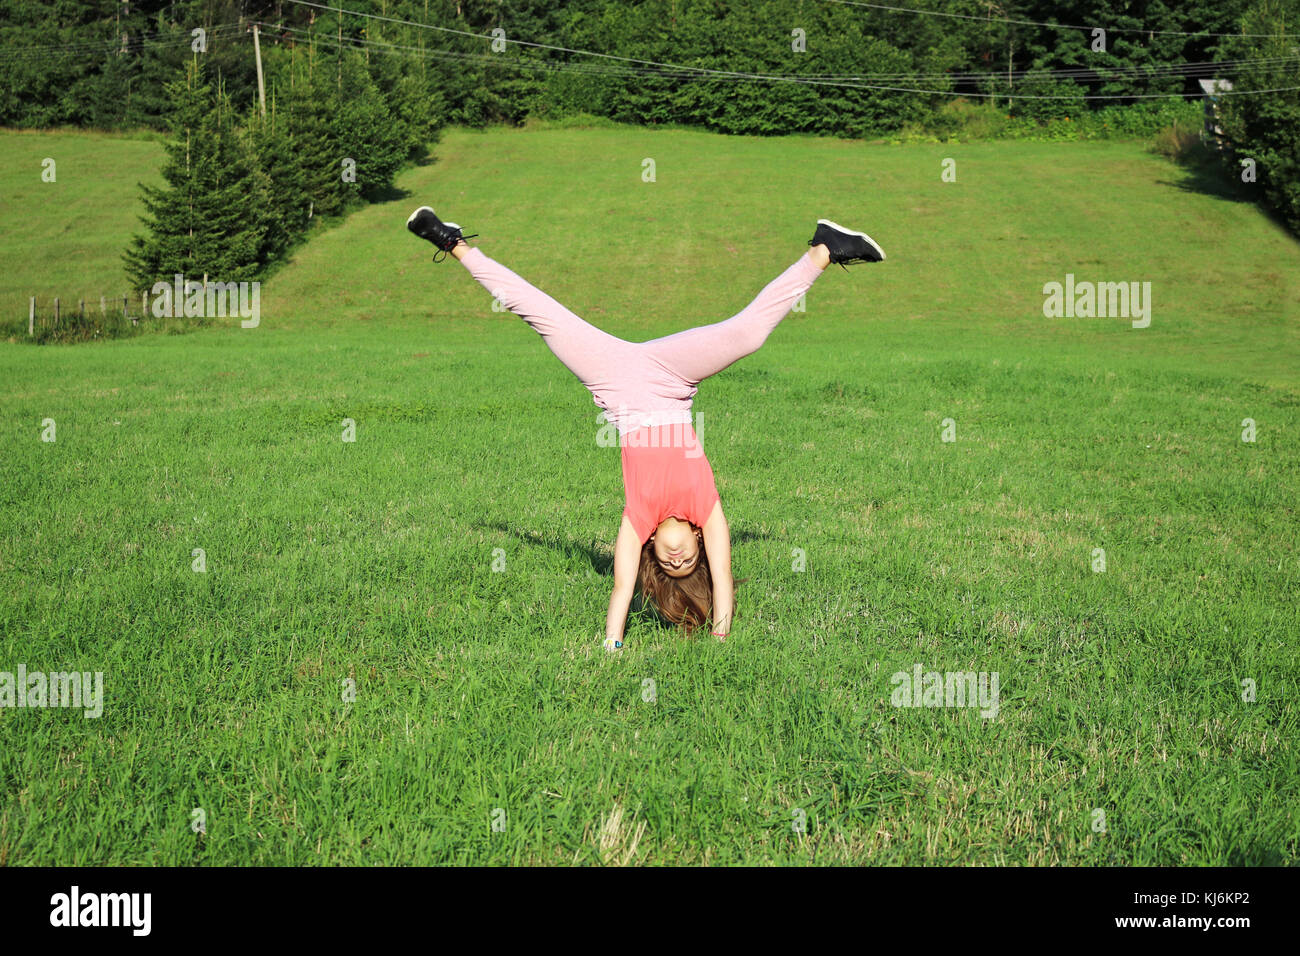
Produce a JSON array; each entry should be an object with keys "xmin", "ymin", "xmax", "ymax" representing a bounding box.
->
[{"xmin": 620, "ymin": 423, "xmax": 720, "ymax": 543}]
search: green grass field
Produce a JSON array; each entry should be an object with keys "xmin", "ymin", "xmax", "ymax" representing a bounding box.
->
[{"xmin": 1, "ymin": 124, "xmax": 1297, "ymax": 865}]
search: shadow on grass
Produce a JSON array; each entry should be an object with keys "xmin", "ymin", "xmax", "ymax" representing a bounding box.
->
[
  {"xmin": 1153, "ymin": 139, "xmax": 1300, "ymax": 238},
  {"xmin": 1160, "ymin": 146, "xmax": 1300, "ymax": 241},
  {"xmin": 480, "ymin": 521, "xmax": 771, "ymax": 582},
  {"xmin": 363, "ymin": 183, "xmax": 413, "ymax": 204},
  {"xmin": 481, "ymin": 521, "xmax": 614, "ymax": 575},
  {"xmin": 1159, "ymin": 149, "xmax": 1256, "ymax": 204},
  {"xmin": 481, "ymin": 520, "xmax": 770, "ymax": 634}
]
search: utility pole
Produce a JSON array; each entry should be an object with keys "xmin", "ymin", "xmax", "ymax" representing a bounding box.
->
[{"xmin": 253, "ymin": 23, "xmax": 267, "ymax": 117}]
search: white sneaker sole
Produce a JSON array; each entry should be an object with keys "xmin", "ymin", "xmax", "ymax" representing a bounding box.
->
[{"xmin": 817, "ymin": 218, "xmax": 885, "ymax": 261}]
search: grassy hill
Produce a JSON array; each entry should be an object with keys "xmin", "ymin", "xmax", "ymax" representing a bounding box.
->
[
  {"xmin": 0, "ymin": 124, "xmax": 1296, "ymax": 864},
  {"xmin": 0, "ymin": 129, "xmax": 164, "ymax": 327}
]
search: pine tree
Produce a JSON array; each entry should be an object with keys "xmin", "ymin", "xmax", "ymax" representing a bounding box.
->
[
  {"xmin": 200, "ymin": 78, "xmax": 273, "ymax": 282},
  {"xmin": 124, "ymin": 57, "xmax": 271, "ymax": 290},
  {"xmin": 249, "ymin": 91, "xmax": 309, "ymax": 263},
  {"xmin": 285, "ymin": 53, "xmax": 346, "ymax": 219},
  {"xmin": 124, "ymin": 58, "xmax": 209, "ymax": 289},
  {"xmin": 334, "ymin": 50, "xmax": 409, "ymax": 203}
]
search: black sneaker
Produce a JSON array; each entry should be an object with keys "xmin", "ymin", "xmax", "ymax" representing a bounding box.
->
[
  {"xmin": 407, "ymin": 206, "xmax": 478, "ymax": 261},
  {"xmin": 809, "ymin": 219, "xmax": 885, "ymax": 268}
]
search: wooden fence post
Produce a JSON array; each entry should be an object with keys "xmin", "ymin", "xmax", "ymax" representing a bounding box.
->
[
  {"xmin": 54, "ymin": 297, "xmax": 59, "ymax": 327},
  {"xmin": 29, "ymin": 297, "xmax": 34, "ymax": 336}
]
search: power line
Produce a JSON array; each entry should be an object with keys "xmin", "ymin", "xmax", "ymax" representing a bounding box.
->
[
  {"xmin": 3, "ymin": 0, "xmax": 1294, "ymax": 101},
  {"xmin": 262, "ymin": 20, "xmax": 1298, "ymax": 85},
  {"xmin": 827, "ymin": 56, "xmax": 1300, "ymax": 82},
  {"xmin": 820, "ymin": 0, "xmax": 1292, "ymax": 39},
  {"xmin": 0, "ymin": 25, "xmax": 196, "ymax": 56},
  {"xmin": 260, "ymin": 18, "xmax": 1300, "ymax": 100},
  {"xmin": 0, "ymin": 23, "xmax": 247, "ymax": 65}
]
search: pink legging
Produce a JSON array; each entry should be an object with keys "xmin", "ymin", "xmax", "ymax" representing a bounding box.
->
[{"xmin": 457, "ymin": 246, "xmax": 823, "ymax": 432}]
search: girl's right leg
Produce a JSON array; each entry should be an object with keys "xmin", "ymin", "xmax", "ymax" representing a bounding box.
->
[{"xmin": 451, "ymin": 243, "xmax": 632, "ymax": 402}]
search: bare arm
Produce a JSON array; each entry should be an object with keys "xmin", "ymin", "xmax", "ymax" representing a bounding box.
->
[
  {"xmin": 701, "ymin": 500, "xmax": 733, "ymax": 639},
  {"xmin": 604, "ymin": 515, "xmax": 643, "ymax": 647}
]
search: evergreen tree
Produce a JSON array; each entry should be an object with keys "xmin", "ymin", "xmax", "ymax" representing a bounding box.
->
[
  {"xmin": 124, "ymin": 56, "xmax": 270, "ymax": 290},
  {"xmin": 335, "ymin": 50, "xmax": 409, "ymax": 203},
  {"xmin": 248, "ymin": 92, "xmax": 310, "ymax": 263},
  {"xmin": 285, "ymin": 50, "xmax": 347, "ymax": 218}
]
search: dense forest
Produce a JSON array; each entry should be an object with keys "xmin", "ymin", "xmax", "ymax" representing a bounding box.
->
[{"xmin": 2, "ymin": 0, "xmax": 1295, "ymax": 286}]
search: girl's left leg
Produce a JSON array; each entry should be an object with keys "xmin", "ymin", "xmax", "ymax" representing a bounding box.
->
[{"xmin": 642, "ymin": 246, "xmax": 829, "ymax": 389}]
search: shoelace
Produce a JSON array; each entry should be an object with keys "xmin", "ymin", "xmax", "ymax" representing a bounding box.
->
[{"xmin": 432, "ymin": 232, "xmax": 479, "ymax": 263}]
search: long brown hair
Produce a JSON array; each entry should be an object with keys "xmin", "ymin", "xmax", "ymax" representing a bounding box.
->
[{"xmin": 636, "ymin": 526, "xmax": 714, "ymax": 636}]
